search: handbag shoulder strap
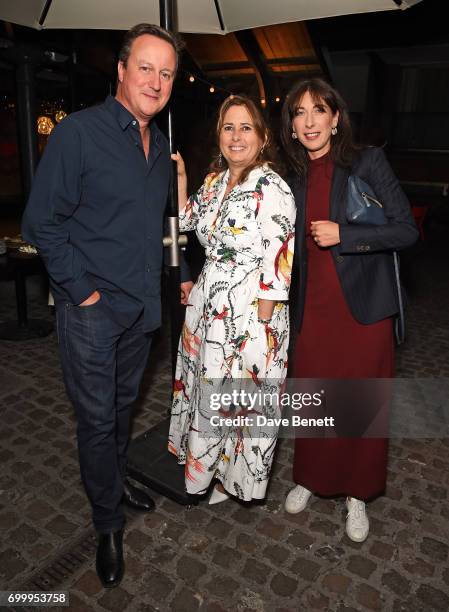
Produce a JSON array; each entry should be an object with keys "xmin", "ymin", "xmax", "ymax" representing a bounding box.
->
[{"xmin": 393, "ymin": 252, "xmax": 405, "ymax": 345}]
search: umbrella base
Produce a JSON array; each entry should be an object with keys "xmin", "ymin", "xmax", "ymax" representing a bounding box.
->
[{"xmin": 128, "ymin": 417, "xmax": 198, "ymax": 506}]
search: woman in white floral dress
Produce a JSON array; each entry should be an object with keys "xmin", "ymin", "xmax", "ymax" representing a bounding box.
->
[{"xmin": 168, "ymin": 95, "xmax": 296, "ymax": 503}]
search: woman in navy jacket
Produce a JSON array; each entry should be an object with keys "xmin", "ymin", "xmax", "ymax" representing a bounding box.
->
[{"xmin": 281, "ymin": 78, "xmax": 418, "ymax": 542}]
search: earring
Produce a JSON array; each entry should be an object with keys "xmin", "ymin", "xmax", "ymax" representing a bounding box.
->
[
  {"xmin": 291, "ymin": 131, "xmax": 298, "ymax": 140},
  {"xmin": 218, "ymin": 152, "xmax": 223, "ymax": 167},
  {"xmin": 331, "ymin": 126, "xmax": 337, "ymax": 136}
]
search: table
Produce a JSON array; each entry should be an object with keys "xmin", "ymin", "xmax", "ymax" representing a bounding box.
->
[{"xmin": 0, "ymin": 250, "xmax": 53, "ymax": 341}]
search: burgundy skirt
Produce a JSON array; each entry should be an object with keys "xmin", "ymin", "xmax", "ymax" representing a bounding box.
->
[{"xmin": 291, "ymin": 257, "xmax": 394, "ymax": 499}]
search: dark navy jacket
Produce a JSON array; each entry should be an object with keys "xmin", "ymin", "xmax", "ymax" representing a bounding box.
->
[
  {"xmin": 289, "ymin": 147, "xmax": 419, "ymax": 335},
  {"xmin": 22, "ymin": 95, "xmax": 185, "ymax": 332}
]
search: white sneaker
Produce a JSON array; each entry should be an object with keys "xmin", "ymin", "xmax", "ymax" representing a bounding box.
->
[
  {"xmin": 284, "ymin": 485, "xmax": 312, "ymax": 514},
  {"xmin": 346, "ymin": 497, "xmax": 369, "ymax": 542}
]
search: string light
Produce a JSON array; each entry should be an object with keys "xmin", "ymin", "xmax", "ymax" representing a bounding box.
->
[
  {"xmin": 275, "ymin": 96, "xmax": 280, "ymax": 103},
  {"xmin": 181, "ymin": 69, "xmax": 233, "ymax": 97},
  {"xmin": 260, "ymin": 98, "xmax": 266, "ymax": 105},
  {"xmin": 40, "ymin": 98, "xmax": 66, "ymax": 117}
]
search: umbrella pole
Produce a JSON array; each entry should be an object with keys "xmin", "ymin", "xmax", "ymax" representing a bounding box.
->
[
  {"xmin": 127, "ymin": 0, "xmax": 196, "ymax": 506},
  {"xmin": 159, "ymin": 0, "xmax": 184, "ymax": 378},
  {"xmin": 159, "ymin": 0, "xmax": 175, "ymax": 33}
]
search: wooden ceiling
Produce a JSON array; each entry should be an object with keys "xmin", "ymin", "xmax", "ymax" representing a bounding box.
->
[{"xmin": 183, "ymin": 21, "xmax": 322, "ymax": 83}]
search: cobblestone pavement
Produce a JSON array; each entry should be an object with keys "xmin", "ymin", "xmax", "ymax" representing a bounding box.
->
[{"xmin": 0, "ymin": 223, "xmax": 448, "ymax": 611}]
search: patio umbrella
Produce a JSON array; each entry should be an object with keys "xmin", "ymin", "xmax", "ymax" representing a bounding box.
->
[
  {"xmin": 1, "ymin": 0, "xmax": 422, "ymax": 33},
  {"xmin": 1, "ymin": 0, "xmax": 423, "ymax": 499},
  {"xmin": 0, "ymin": 0, "xmax": 422, "ymax": 342}
]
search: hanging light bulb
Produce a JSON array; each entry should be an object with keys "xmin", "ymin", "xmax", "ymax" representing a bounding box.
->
[
  {"xmin": 261, "ymin": 98, "xmax": 266, "ymax": 105},
  {"xmin": 37, "ymin": 116, "xmax": 55, "ymax": 135},
  {"xmin": 55, "ymin": 110, "xmax": 67, "ymax": 123},
  {"xmin": 275, "ymin": 97, "xmax": 280, "ymax": 103},
  {"xmin": 189, "ymin": 75, "xmax": 195, "ymax": 83},
  {"xmin": 209, "ymin": 86, "xmax": 215, "ymax": 93}
]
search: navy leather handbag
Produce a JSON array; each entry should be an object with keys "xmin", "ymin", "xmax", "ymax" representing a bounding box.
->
[{"xmin": 347, "ymin": 175, "xmax": 405, "ymax": 345}]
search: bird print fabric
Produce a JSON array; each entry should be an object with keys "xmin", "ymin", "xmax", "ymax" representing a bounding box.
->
[{"xmin": 168, "ymin": 165, "xmax": 296, "ymax": 500}]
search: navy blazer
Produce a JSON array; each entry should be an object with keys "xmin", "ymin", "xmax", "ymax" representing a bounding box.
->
[{"xmin": 289, "ymin": 147, "xmax": 419, "ymax": 335}]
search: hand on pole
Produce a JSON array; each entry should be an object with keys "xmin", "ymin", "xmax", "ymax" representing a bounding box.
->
[{"xmin": 171, "ymin": 152, "xmax": 188, "ymax": 211}]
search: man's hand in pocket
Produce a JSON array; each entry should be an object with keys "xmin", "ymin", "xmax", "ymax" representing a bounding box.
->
[{"xmin": 79, "ymin": 290, "xmax": 101, "ymax": 306}]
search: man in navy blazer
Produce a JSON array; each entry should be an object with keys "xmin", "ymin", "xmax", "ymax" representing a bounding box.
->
[{"xmin": 22, "ymin": 24, "xmax": 191, "ymax": 587}]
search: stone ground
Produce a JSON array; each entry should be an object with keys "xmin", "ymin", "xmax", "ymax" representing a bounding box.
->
[{"xmin": 0, "ymin": 217, "xmax": 448, "ymax": 611}]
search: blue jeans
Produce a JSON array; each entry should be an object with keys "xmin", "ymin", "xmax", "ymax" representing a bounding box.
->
[{"xmin": 56, "ymin": 299, "xmax": 152, "ymax": 532}]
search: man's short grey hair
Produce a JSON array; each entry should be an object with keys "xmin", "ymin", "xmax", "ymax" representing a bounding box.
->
[{"xmin": 118, "ymin": 23, "xmax": 184, "ymax": 70}]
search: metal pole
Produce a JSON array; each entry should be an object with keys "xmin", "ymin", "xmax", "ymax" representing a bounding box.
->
[
  {"xmin": 126, "ymin": 0, "xmax": 196, "ymax": 505},
  {"xmin": 16, "ymin": 57, "xmax": 38, "ymax": 201},
  {"xmin": 159, "ymin": 0, "xmax": 184, "ymax": 377},
  {"xmin": 160, "ymin": 0, "xmax": 178, "ymax": 217},
  {"xmin": 15, "ymin": 268, "xmax": 28, "ymax": 327},
  {"xmin": 159, "ymin": 0, "xmax": 174, "ymax": 33}
]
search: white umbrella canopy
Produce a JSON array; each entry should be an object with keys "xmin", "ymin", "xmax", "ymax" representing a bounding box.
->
[{"xmin": 1, "ymin": 0, "xmax": 422, "ymax": 34}]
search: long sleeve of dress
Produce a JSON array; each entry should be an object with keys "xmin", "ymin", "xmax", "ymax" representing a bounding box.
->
[
  {"xmin": 256, "ymin": 178, "xmax": 296, "ymax": 301},
  {"xmin": 179, "ymin": 173, "xmax": 221, "ymax": 232}
]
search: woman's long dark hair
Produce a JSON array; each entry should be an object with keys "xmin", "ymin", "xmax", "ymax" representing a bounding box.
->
[
  {"xmin": 209, "ymin": 95, "xmax": 276, "ymax": 184},
  {"xmin": 281, "ymin": 78, "xmax": 358, "ymax": 184}
]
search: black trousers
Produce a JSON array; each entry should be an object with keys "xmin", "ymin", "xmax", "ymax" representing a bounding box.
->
[{"xmin": 56, "ymin": 299, "xmax": 152, "ymax": 532}]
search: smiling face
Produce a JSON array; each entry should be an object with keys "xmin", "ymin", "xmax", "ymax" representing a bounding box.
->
[
  {"xmin": 292, "ymin": 90, "xmax": 339, "ymax": 160},
  {"xmin": 219, "ymin": 104, "xmax": 264, "ymax": 176},
  {"xmin": 116, "ymin": 34, "xmax": 176, "ymax": 125}
]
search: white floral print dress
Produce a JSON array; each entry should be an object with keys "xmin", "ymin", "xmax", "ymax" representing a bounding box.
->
[{"xmin": 168, "ymin": 164, "xmax": 296, "ymax": 500}]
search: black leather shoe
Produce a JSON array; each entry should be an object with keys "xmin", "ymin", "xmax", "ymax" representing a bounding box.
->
[
  {"xmin": 123, "ymin": 481, "xmax": 155, "ymax": 512},
  {"xmin": 96, "ymin": 528, "xmax": 124, "ymax": 588}
]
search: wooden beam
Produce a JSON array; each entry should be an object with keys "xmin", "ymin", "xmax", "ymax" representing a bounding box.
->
[
  {"xmin": 234, "ymin": 30, "xmax": 280, "ymax": 110},
  {"xmin": 201, "ymin": 56, "xmax": 320, "ymax": 77},
  {"xmin": 202, "ymin": 60, "xmax": 252, "ymax": 72},
  {"xmin": 268, "ymin": 56, "xmax": 318, "ymax": 66},
  {"xmin": 234, "ymin": 31, "xmax": 267, "ymax": 107}
]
